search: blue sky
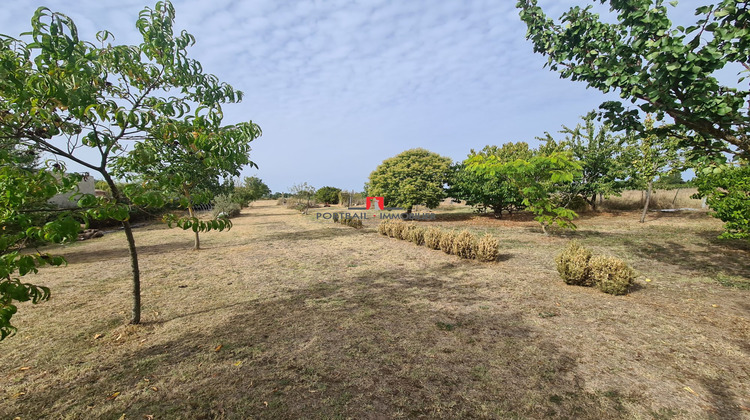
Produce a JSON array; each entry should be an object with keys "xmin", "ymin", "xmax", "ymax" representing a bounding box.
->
[{"xmin": 2, "ymin": 0, "xmax": 714, "ymax": 192}]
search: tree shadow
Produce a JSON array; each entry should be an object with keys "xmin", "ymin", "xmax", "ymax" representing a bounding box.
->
[
  {"xmin": 262, "ymin": 227, "xmax": 366, "ymax": 242},
  {"xmin": 62, "ymin": 240, "xmax": 194, "ymax": 265}
]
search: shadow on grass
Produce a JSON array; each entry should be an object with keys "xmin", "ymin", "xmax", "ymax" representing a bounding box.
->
[
  {"xmin": 262, "ymin": 227, "xmax": 366, "ymax": 243},
  {"xmin": 62, "ymin": 240, "xmax": 194, "ymax": 265}
]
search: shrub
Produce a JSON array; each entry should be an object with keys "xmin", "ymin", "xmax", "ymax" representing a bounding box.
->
[
  {"xmin": 555, "ymin": 241, "xmax": 593, "ymax": 286},
  {"xmin": 424, "ymin": 227, "xmax": 442, "ymax": 249},
  {"xmin": 377, "ymin": 219, "xmax": 390, "ymax": 235},
  {"xmin": 453, "ymin": 230, "xmax": 477, "ymax": 259},
  {"xmin": 475, "ymin": 234, "xmax": 500, "ymax": 262},
  {"xmin": 212, "ymin": 193, "xmax": 241, "ymax": 219},
  {"xmin": 589, "ymin": 255, "xmax": 635, "ymax": 295},
  {"xmin": 408, "ymin": 227, "xmax": 426, "ymax": 246},
  {"xmin": 439, "ymin": 230, "xmax": 457, "ymax": 254},
  {"xmin": 389, "ymin": 220, "xmax": 406, "ymax": 239},
  {"xmin": 399, "ymin": 223, "xmax": 417, "ymax": 240},
  {"xmin": 340, "ymin": 217, "xmax": 363, "ymax": 229}
]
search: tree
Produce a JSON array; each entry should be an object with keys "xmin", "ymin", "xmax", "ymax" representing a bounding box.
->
[
  {"xmin": 115, "ymin": 118, "xmax": 258, "ymax": 250},
  {"xmin": 365, "ymin": 149, "xmax": 452, "ymax": 213},
  {"xmin": 447, "ymin": 144, "xmax": 532, "ymax": 217},
  {"xmin": 289, "ymin": 182, "xmax": 316, "ymax": 213},
  {"xmin": 0, "ymin": 158, "xmax": 80, "ymax": 340},
  {"xmin": 0, "ymin": 2, "xmax": 260, "ymax": 324},
  {"xmin": 315, "ymin": 186, "xmax": 341, "ymax": 205},
  {"xmin": 518, "ymin": 0, "xmax": 750, "ymax": 160},
  {"xmin": 694, "ymin": 162, "xmax": 750, "ymax": 239},
  {"xmin": 549, "ymin": 114, "xmax": 627, "ymax": 210},
  {"xmin": 468, "ymin": 150, "xmax": 582, "ymax": 234},
  {"xmin": 622, "ymin": 116, "xmax": 682, "ymax": 222}
]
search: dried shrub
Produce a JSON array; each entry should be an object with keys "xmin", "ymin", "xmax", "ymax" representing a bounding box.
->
[
  {"xmin": 475, "ymin": 234, "xmax": 500, "ymax": 262},
  {"xmin": 408, "ymin": 227, "xmax": 426, "ymax": 246},
  {"xmin": 452, "ymin": 230, "xmax": 477, "ymax": 259},
  {"xmin": 212, "ymin": 194, "xmax": 241, "ymax": 219},
  {"xmin": 338, "ymin": 216, "xmax": 363, "ymax": 229},
  {"xmin": 389, "ymin": 220, "xmax": 406, "ymax": 239},
  {"xmin": 589, "ymin": 255, "xmax": 635, "ymax": 295},
  {"xmin": 424, "ymin": 227, "xmax": 442, "ymax": 250},
  {"xmin": 377, "ymin": 220, "xmax": 391, "ymax": 235},
  {"xmin": 556, "ymin": 241, "xmax": 593, "ymax": 286},
  {"xmin": 439, "ymin": 230, "xmax": 457, "ymax": 254}
]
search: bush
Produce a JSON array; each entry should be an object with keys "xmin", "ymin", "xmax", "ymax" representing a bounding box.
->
[
  {"xmin": 212, "ymin": 193, "xmax": 241, "ymax": 218},
  {"xmin": 408, "ymin": 226, "xmax": 426, "ymax": 246},
  {"xmin": 475, "ymin": 234, "xmax": 500, "ymax": 262},
  {"xmin": 589, "ymin": 255, "xmax": 635, "ymax": 295},
  {"xmin": 439, "ymin": 230, "xmax": 456, "ymax": 254},
  {"xmin": 389, "ymin": 220, "xmax": 406, "ymax": 239},
  {"xmin": 452, "ymin": 230, "xmax": 477, "ymax": 259},
  {"xmin": 377, "ymin": 219, "xmax": 390, "ymax": 235},
  {"xmin": 555, "ymin": 241, "xmax": 593, "ymax": 286},
  {"xmin": 424, "ymin": 227, "xmax": 442, "ymax": 249},
  {"xmin": 339, "ymin": 217, "xmax": 363, "ymax": 229}
]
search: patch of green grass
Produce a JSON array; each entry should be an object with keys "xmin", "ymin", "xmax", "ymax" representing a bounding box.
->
[
  {"xmin": 435, "ymin": 321, "xmax": 461, "ymax": 331},
  {"xmin": 715, "ymin": 273, "xmax": 750, "ymax": 290}
]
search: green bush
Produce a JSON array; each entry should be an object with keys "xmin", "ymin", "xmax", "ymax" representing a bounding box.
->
[
  {"xmin": 408, "ymin": 226, "xmax": 426, "ymax": 246},
  {"xmin": 589, "ymin": 255, "xmax": 635, "ymax": 295},
  {"xmin": 452, "ymin": 230, "xmax": 477, "ymax": 259},
  {"xmin": 212, "ymin": 193, "xmax": 241, "ymax": 219},
  {"xmin": 424, "ymin": 227, "xmax": 442, "ymax": 249},
  {"xmin": 475, "ymin": 234, "xmax": 500, "ymax": 262},
  {"xmin": 555, "ymin": 241, "xmax": 593, "ymax": 286},
  {"xmin": 439, "ymin": 230, "xmax": 457, "ymax": 254}
]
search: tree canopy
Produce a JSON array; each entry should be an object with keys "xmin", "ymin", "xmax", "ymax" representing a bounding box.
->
[
  {"xmin": 517, "ymin": 0, "xmax": 750, "ymax": 160},
  {"xmin": 365, "ymin": 149, "xmax": 452, "ymax": 213}
]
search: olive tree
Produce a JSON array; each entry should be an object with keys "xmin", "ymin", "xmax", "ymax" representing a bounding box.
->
[{"xmin": 0, "ymin": 2, "xmax": 260, "ymax": 324}]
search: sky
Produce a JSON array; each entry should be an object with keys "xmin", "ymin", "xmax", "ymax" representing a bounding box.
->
[{"xmin": 1, "ymin": 0, "xmax": 718, "ymax": 192}]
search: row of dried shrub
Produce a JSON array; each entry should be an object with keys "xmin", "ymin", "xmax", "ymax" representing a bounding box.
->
[
  {"xmin": 378, "ymin": 220, "xmax": 500, "ymax": 262},
  {"xmin": 556, "ymin": 241, "xmax": 636, "ymax": 295},
  {"xmin": 332, "ymin": 213, "xmax": 363, "ymax": 229}
]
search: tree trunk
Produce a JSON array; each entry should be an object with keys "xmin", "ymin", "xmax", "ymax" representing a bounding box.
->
[
  {"xmin": 640, "ymin": 181, "xmax": 653, "ymax": 223},
  {"xmin": 187, "ymin": 203, "xmax": 200, "ymax": 250},
  {"xmin": 590, "ymin": 194, "xmax": 597, "ymax": 211},
  {"xmin": 598, "ymin": 192, "xmax": 603, "ymax": 208},
  {"xmin": 103, "ymin": 174, "xmax": 142, "ymax": 325},
  {"xmin": 122, "ymin": 220, "xmax": 141, "ymax": 324}
]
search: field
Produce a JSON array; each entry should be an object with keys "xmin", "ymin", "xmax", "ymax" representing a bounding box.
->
[{"xmin": 1, "ymin": 200, "xmax": 749, "ymax": 419}]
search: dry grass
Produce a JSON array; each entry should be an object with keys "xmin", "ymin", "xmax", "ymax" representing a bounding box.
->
[
  {"xmin": 1, "ymin": 201, "xmax": 749, "ymax": 419},
  {"xmin": 602, "ymin": 188, "xmax": 704, "ymax": 211}
]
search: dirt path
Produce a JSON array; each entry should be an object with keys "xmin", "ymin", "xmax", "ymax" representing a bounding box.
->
[{"xmin": 1, "ymin": 201, "xmax": 749, "ymax": 419}]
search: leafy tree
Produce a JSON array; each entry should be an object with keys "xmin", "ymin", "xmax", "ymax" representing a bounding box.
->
[
  {"xmin": 0, "ymin": 2, "xmax": 260, "ymax": 324},
  {"xmin": 315, "ymin": 186, "xmax": 341, "ymax": 205},
  {"xmin": 548, "ymin": 114, "xmax": 627, "ymax": 210},
  {"xmin": 116, "ymin": 119, "xmax": 258, "ymax": 250},
  {"xmin": 518, "ymin": 0, "xmax": 750, "ymax": 160},
  {"xmin": 365, "ymin": 149, "xmax": 452, "ymax": 213},
  {"xmin": 622, "ymin": 116, "xmax": 682, "ymax": 222},
  {"xmin": 243, "ymin": 176, "xmax": 271, "ymax": 201},
  {"xmin": 468, "ymin": 150, "xmax": 582, "ymax": 234},
  {"xmin": 447, "ymin": 144, "xmax": 532, "ymax": 217},
  {"xmin": 694, "ymin": 162, "xmax": 750, "ymax": 239},
  {"xmin": 0, "ymin": 159, "xmax": 80, "ymax": 340}
]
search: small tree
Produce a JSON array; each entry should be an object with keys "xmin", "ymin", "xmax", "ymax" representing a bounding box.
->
[
  {"xmin": 447, "ymin": 144, "xmax": 532, "ymax": 217},
  {"xmin": 289, "ymin": 182, "xmax": 316, "ymax": 213},
  {"xmin": 365, "ymin": 148, "xmax": 452, "ymax": 213},
  {"xmin": 0, "ymin": 2, "xmax": 260, "ymax": 324},
  {"xmin": 315, "ymin": 186, "xmax": 341, "ymax": 205},
  {"xmin": 468, "ymin": 150, "xmax": 582, "ymax": 234},
  {"xmin": 694, "ymin": 162, "xmax": 750, "ymax": 239}
]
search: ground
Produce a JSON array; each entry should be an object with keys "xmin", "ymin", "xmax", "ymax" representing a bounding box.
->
[{"xmin": 1, "ymin": 200, "xmax": 749, "ymax": 419}]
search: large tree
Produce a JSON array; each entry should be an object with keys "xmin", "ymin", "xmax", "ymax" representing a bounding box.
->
[
  {"xmin": 0, "ymin": 2, "xmax": 260, "ymax": 324},
  {"xmin": 365, "ymin": 148, "xmax": 452, "ymax": 213},
  {"xmin": 517, "ymin": 0, "xmax": 750, "ymax": 160}
]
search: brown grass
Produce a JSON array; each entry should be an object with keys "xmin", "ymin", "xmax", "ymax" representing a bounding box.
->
[{"xmin": 1, "ymin": 201, "xmax": 749, "ymax": 419}]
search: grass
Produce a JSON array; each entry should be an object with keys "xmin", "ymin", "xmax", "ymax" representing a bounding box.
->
[{"xmin": 1, "ymin": 200, "xmax": 749, "ymax": 419}]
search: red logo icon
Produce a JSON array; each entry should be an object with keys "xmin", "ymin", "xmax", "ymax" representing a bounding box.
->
[{"xmin": 365, "ymin": 196, "xmax": 385, "ymax": 211}]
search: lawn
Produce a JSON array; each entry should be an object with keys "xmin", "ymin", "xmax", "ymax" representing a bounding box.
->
[{"xmin": 1, "ymin": 200, "xmax": 748, "ymax": 419}]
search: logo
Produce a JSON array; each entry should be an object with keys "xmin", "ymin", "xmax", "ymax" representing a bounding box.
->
[{"xmin": 314, "ymin": 196, "xmax": 435, "ymax": 221}]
